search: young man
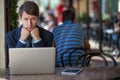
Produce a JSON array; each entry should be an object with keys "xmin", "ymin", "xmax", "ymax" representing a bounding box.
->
[
  {"xmin": 53, "ymin": 10, "xmax": 89, "ymax": 66},
  {"xmin": 6, "ymin": 1, "xmax": 53, "ymax": 48}
]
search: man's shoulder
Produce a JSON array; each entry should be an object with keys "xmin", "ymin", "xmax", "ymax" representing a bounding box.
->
[
  {"xmin": 66, "ymin": 23, "xmax": 83, "ymax": 30},
  {"xmin": 53, "ymin": 25, "xmax": 63, "ymax": 32},
  {"xmin": 6, "ymin": 27, "xmax": 20, "ymax": 37},
  {"xmin": 53, "ymin": 23, "xmax": 81, "ymax": 31},
  {"xmin": 38, "ymin": 27, "xmax": 53, "ymax": 36}
]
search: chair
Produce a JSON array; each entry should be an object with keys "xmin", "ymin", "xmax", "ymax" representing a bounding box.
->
[{"xmin": 60, "ymin": 47, "xmax": 117, "ymax": 67}]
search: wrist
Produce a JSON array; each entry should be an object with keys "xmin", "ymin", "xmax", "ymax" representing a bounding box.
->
[
  {"xmin": 19, "ymin": 39, "xmax": 26, "ymax": 44},
  {"xmin": 33, "ymin": 38, "xmax": 42, "ymax": 43},
  {"xmin": 33, "ymin": 36, "xmax": 41, "ymax": 41},
  {"xmin": 20, "ymin": 37, "xmax": 27, "ymax": 42}
]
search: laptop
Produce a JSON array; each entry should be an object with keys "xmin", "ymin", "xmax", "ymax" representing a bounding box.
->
[{"xmin": 9, "ymin": 47, "xmax": 55, "ymax": 75}]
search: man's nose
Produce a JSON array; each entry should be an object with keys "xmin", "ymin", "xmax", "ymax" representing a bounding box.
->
[{"xmin": 28, "ymin": 20, "xmax": 32, "ymax": 26}]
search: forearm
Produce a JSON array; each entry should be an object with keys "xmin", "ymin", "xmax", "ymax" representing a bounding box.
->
[
  {"xmin": 33, "ymin": 40, "xmax": 45, "ymax": 47},
  {"xmin": 16, "ymin": 41, "xmax": 26, "ymax": 48},
  {"xmin": 33, "ymin": 40, "xmax": 53, "ymax": 47}
]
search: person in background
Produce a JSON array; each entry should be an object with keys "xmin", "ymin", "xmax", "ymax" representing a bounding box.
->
[
  {"xmin": 113, "ymin": 12, "xmax": 120, "ymax": 33},
  {"xmin": 44, "ymin": 13, "xmax": 58, "ymax": 32},
  {"xmin": 6, "ymin": 1, "xmax": 53, "ymax": 49},
  {"xmin": 37, "ymin": 13, "xmax": 45, "ymax": 28},
  {"xmin": 55, "ymin": 0, "xmax": 65, "ymax": 25},
  {"xmin": 112, "ymin": 12, "xmax": 120, "ymax": 48},
  {"xmin": 53, "ymin": 10, "xmax": 89, "ymax": 67}
]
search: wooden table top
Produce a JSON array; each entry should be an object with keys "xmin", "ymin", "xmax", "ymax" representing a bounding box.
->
[{"xmin": 0, "ymin": 67, "xmax": 120, "ymax": 80}]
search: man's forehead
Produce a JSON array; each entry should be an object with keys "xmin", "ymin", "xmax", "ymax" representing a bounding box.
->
[{"xmin": 21, "ymin": 11, "xmax": 38, "ymax": 18}]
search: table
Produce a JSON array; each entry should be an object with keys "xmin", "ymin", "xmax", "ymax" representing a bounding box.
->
[{"xmin": 0, "ymin": 67, "xmax": 120, "ymax": 80}]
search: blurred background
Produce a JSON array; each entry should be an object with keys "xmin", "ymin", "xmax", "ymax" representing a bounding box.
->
[{"xmin": 0, "ymin": 0, "xmax": 120, "ymax": 68}]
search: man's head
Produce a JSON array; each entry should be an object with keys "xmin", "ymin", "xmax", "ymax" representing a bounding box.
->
[
  {"xmin": 19, "ymin": 1, "xmax": 39, "ymax": 17},
  {"xmin": 19, "ymin": 1, "xmax": 39, "ymax": 31},
  {"xmin": 62, "ymin": 10, "xmax": 75, "ymax": 22}
]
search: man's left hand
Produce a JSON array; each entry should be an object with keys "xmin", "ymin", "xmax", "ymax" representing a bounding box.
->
[{"xmin": 31, "ymin": 27, "xmax": 41, "ymax": 40}]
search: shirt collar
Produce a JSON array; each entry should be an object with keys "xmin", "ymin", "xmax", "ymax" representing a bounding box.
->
[{"xmin": 63, "ymin": 20, "xmax": 73, "ymax": 25}]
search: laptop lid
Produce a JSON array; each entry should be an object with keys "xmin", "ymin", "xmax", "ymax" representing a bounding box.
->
[{"xmin": 9, "ymin": 47, "xmax": 55, "ymax": 75}]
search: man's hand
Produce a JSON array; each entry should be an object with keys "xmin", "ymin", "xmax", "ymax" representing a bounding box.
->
[
  {"xmin": 20, "ymin": 27, "xmax": 30, "ymax": 41},
  {"xmin": 31, "ymin": 27, "xmax": 41, "ymax": 40}
]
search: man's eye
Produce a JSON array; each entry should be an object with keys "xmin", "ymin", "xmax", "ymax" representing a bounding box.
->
[{"xmin": 24, "ymin": 18, "xmax": 28, "ymax": 20}]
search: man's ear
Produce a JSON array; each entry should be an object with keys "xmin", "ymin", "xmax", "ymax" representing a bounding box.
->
[
  {"xmin": 18, "ymin": 16, "xmax": 23, "ymax": 25},
  {"xmin": 19, "ymin": 16, "xmax": 22, "ymax": 20}
]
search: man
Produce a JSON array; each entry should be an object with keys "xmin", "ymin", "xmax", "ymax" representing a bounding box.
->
[
  {"xmin": 53, "ymin": 10, "xmax": 89, "ymax": 66},
  {"xmin": 6, "ymin": 1, "xmax": 53, "ymax": 49}
]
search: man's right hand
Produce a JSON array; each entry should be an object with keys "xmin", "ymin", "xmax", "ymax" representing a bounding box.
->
[{"xmin": 20, "ymin": 27, "xmax": 30, "ymax": 42}]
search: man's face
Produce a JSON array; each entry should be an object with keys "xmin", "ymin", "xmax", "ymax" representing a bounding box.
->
[{"xmin": 20, "ymin": 11, "xmax": 38, "ymax": 31}]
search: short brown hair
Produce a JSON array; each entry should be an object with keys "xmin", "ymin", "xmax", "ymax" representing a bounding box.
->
[{"xmin": 19, "ymin": 1, "xmax": 39, "ymax": 17}]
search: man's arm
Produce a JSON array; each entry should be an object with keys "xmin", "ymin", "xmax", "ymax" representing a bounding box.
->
[
  {"xmin": 33, "ymin": 36, "xmax": 54, "ymax": 47},
  {"xmin": 31, "ymin": 27, "xmax": 54, "ymax": 47},
  {"xmin": 6, "ymin": 33, "xmax": 26, "ymax": 49},
  {"xmin": 16, "ymin": 40, "xmax": 26, "ymax": 48},
  {"xmin": 33, "ymin": 40, "xmax": 45, "ymax": 47}
]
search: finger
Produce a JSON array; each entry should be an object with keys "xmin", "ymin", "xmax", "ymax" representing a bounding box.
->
[{"xmin": 23, "ymin": 27, "xmax": 31, "ymax": 33}]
